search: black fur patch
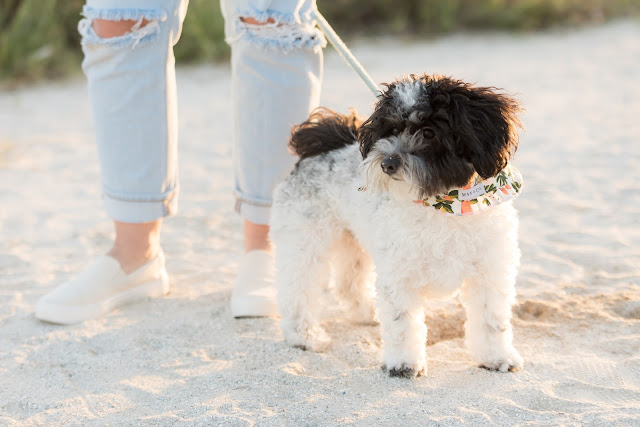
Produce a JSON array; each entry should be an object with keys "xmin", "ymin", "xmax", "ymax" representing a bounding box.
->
[{"xmin": 289, "ymin": 108, "xmax": 362, "ymax": 160}]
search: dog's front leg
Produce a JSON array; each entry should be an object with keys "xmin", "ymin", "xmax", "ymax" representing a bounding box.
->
[
  {"xmin": 460, "ymin": 281, "xmax": 523, "ymax": 372},
  {"xmin": 377, "ymin": 280, "xmax": 426, "ymax": 378}
]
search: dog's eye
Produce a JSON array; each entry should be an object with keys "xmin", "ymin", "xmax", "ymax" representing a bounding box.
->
[
  {"xmin": 384, "ymin": 127, "xmax": 400, "ymax": 137},
  {"xmin": 422, "ymin": 128, "xmax": 436, "ymax": 139}
]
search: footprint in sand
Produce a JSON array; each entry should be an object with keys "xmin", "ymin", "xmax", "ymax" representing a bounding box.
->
[
  {"xmin": 425, "ymin": 307, "xmax": 465, "ymax": 346},
  {"xmin": 611, "ymin": 298, "xmax": 640, "ymax": 320},
  {"xmin": 552, "ymin": 358, "xmax": 640, "ymax": 408},
  {"xmin": 514, "ymin": 300, "xmax": 563, "ymax": 322}
]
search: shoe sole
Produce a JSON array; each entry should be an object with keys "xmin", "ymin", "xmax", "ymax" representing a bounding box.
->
[
  {"xmin": 231, "ymin": 295, "xmax": 279, "ymax": 318},
  {"xmin": 35, "ymin": 272, "xmax": 170, "ymax": 325}
]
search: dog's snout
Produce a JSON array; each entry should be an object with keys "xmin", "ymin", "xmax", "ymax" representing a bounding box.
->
[{"xmin": 381, "ymin": 156, "xmax": 400, "ymax": 175}]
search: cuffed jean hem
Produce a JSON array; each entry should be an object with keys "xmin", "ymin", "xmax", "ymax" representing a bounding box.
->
[
  {"xmin": 234, "ymin": 192, "xmax": 271, "ymax": 225},
  {"xmin": 103, "ymin": 192, "xmax": 178, "ymax": 223}
]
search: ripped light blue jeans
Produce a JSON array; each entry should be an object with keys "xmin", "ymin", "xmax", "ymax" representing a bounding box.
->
[{"xmin": 80, "ymin": 0, "xmax": 325, "ymax": 224}]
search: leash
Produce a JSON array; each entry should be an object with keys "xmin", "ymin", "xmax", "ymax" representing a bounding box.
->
[{"xmin": 312, "ymin": 10, "xmax": 382, "ymax": 99}]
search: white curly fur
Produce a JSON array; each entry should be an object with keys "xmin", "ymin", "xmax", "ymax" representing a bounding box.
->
[{"xmin": 271, "ymin": 140, "xmax": 523, "ymax": 378}]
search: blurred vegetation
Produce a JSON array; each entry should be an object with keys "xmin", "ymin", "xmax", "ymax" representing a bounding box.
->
[{"xmin": 1, "ymin": 0, "xmax": 639, "ymax": 85}]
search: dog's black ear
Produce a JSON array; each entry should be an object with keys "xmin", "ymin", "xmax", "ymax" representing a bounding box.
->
[
  {"xmin": 289, "ymin": 108, "xmax": 361, "ymax": 160},
  {"xmin": 453, "ymin": 86, "xmax": 522, "ymax": 179},
  {"xmin": 358, "ymin": 83, "xmax": 395, "ymax": 159}
]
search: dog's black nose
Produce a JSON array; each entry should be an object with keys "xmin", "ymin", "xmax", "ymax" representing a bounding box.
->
[{"xmin": 381, "ymin": 156, "xmax": 400, "ymax": 175}]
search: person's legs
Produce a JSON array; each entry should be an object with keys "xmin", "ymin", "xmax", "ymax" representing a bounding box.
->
[
  {"xmin": 36, "ymin": 0, "xmax": 188, "ymax": 324},
  {"xmin": 89, "ymin": 17, "xmax": 166, "ymax": 273},
  {"xmin": 226, "ymin": 0, "xmax": 324, "ymax": 234},
  {"xmin": 220, "ymin": 0, "xmax": 325, "ymax": 316},
  {"xmin": 84, "ymin": 0, "xmax": 187, "ymax": 265}
]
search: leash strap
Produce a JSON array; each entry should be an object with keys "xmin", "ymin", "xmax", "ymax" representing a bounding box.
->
[{"xmin": 312, "ymin": 10, "xmax": 382, "ymax": 99}]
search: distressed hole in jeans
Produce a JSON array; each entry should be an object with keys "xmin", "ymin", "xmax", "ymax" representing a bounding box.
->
[
  {"xmin": 240, "ymin": 17, "xmax": 276, "ymax": 25},
  {"xmin": 92, "ymin": 19, "xmax": 151, "ymax": 39},
  {"xmin": 235, "ymin": 15, "xmax": 326, "ymax": 53},
  {"xmin": 78, "ymin": 8, "xmax": 165, "ymax": 49}
]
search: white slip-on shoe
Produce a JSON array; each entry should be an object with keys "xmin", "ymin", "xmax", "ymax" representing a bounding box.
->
[
  {"xmin": 35, "ymin": 251, "xmax": 169, "ymax": 325},
  {"xmin": 231, "ymin": 250, "xmax": 278, "ymax": 318}
]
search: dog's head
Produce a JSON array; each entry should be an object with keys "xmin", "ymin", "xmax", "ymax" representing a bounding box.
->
[{"xmin": 358, "ymin": 74, "xmax": 522, "ymax": 200}]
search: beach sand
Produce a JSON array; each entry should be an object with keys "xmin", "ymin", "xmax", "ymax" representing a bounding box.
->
[{"xmin": 1, "ymin": 20, "xmax": 639, "ymax": 426}]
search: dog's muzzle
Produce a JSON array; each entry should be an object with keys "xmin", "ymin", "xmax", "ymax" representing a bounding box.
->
[{"xmin": 381, "ymin": 156, "xmax": 400, "ymax": 175}]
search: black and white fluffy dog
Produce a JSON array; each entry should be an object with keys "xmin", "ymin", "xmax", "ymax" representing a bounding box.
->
[{"xmin": 270, "ymin": 74, "xmax": 524, "ymax": 377}]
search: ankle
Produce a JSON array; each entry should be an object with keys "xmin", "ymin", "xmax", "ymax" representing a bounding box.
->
[
  {"xmin": 110, "ymin": 219, "xmax": 163, "ymax": 273},
  {"xmin": 244, "ymin": 219, "xmax": 272, "ymax": 253},
  {"xmin": 108, "ymin": 244, "xmax": 158, "ymax": 274}
]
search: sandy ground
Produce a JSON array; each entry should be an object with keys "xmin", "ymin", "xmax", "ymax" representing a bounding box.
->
[{"xmin": 1, "ymin": 20, "xmax": 640, "ymax": 426}]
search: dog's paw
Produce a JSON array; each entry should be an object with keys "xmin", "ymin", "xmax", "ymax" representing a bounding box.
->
[
  {"xmin": 284, "ymin": 326, "xmax": 330, "ymax": 353},
  {"xmin": 381, "ymin": 363, "xmax": 426, "ymax": 378},
  {"xmin": 478, "ymin": 349, "xmax": 523, "ymax": 373}
]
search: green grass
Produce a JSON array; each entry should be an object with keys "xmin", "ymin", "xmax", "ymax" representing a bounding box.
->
[
  {"xmin": 0, "ymin": 0, "xmax": 84, "ymax": 84},
  {"xmin": 1, "ymin": 0, "xmax": 638, "ymax": 86},
  {"xmin": 175, "ymin": 0, "xmax": 227, "ymax": 65}
]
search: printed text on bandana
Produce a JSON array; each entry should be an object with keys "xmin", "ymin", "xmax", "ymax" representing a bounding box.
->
[{"xmin": 459, "ymin": 183, "xmax": 486, "ymax": 201}]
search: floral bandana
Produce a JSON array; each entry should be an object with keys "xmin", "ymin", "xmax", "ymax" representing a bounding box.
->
[{"xmin": 413, "ymin": 164, "xmax": 523, "ymax": 216}]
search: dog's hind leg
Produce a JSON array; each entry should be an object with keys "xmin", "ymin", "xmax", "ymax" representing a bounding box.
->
[
  {"xmin": 274, "ymin": 225, "xmax": 335, "ymax": 352},
  {"xmin": 332, "ymin": 231, "xmax": 377, "ymax": 325}
]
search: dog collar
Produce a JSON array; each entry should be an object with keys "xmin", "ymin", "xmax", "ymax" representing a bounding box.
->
[{"xmin": 413, "ymin": 164, "xmax": 523, "ymax": 215}]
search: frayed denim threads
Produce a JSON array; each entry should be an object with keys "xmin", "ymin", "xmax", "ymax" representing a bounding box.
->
[
  {"xmin": 231, "ymin": 20, "xmax": 326, "ymax": 54},
  {"xmin": 78, "ymin": 18, "xmax": 162, "ymax": 50},
  {"xmin": 223, "ymin": 2, "xmax": 326, "ymax": 53}
]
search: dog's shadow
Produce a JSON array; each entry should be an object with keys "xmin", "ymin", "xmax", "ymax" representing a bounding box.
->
[
  {"xmin": 318, "ymin": 296, "xmax": 466, "ymax": 355},
  {"xmin": 424, "ymin": 303, "xmax": 466, "ymax": 346}
]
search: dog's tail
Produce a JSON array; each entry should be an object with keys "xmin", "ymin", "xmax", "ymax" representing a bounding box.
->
[{"xmin": 289, "ymin": 108, "xmax": 361, "ymax": 160}]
